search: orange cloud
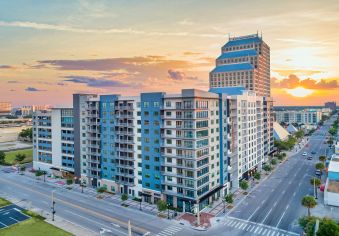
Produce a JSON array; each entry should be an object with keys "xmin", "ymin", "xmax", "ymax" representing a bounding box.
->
[{"xmin": 272, "ymin": 74, "xmax": 338, "ymax": 90}]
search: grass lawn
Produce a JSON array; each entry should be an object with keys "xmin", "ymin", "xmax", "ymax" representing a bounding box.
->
[
  {"xmin": 0, "ymin": 210, "xmax": 72, "ymax": 236},
  {"xmin": 0, "ymin": 198, "xmax": 11, "ymax": 207},
  {"xmin": 3, "ymin": 148, "xmax": 33, "ymax": 165}
]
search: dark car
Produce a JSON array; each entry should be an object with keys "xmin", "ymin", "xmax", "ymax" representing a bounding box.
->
[
  {"xmin": 311, "ymin": 151, "xmax": 316, "ymax": 155},
  {"xmin": 315, "ymin": 170, "xmax": 322, "ymax": 176},
  {"xmin": 307, "ymin": 156, "xmax": 313, "ymax": 160}
]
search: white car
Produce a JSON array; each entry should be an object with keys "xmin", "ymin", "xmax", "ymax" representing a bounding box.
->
[{"xmin": 302, "ymin": 152, "xmax": 307, "ymax": 156}]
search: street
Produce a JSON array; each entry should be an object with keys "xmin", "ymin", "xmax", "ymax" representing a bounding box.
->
[{"xmin": 206, "ymin": 118, "xmax": 334, "ymax": 236}]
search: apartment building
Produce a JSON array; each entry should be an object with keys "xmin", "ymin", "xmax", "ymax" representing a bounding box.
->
[
  {"xmin": 209, "ymin": 33, "xmax": 270, "ymax": 97},
  {"xmin": 33, "ymin": 87, "xmax": 271, "ymax": 211},
  {"xmin": 210, "ymin": 87, "xmax": 266, "ymax": 191},
  {"xmin": 275, "ymin": 109, "xmax": 322, "ymax": 125},
  {"xmin": 32, "ymin": 108, "xmax": 74, "ymax": 175}
]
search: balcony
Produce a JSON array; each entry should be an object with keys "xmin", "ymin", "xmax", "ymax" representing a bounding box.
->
[{"xmin": 116, "ymin": 147, "xmax": 134, "ymax": 153}]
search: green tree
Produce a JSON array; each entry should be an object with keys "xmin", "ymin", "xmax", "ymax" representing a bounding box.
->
[
  {"xmin": 239, "ymin": 180, "xmax": 249, "ymax": 191},
  {"xmin": 121, "ymin": 193, "xmax": 128, "ymax": 201},
  {"xmin": 263, "ymin": 165, "xmax": 271, "ymax": 172},
  {"xmin": 157, "ymin": 200, "xmax": 168, "ymax": 212},
  {"xmin": 301, "ymin": 195, "xmax": 317, "ymax": 217},
  {"xmin": 19, "ymin": 128, "xmax": 33, "ymax": 140},
  {"xmin": 271, "ymin": 158, "xmax": 277, "ymax": 165},
  {"xmin": 315, "ymin": 162, "xmax": 325, "ymax": 171},
  {"xmin": 310, "ymin": 177, "xmax": 321, "ymax": 187},
  {"xmin": 317, "ymin": 218, "xmax": 339, "ymax": 236},
  {"xmin": 253, "ymin": 172, "xmax": 261, "ymax": 180},
  {"xmin": 15, "ymin": 154, "xmax": 26, "ymax": 163},
  {"xmin": 295, "ymin": 130, "xmax": 304, "ymax": 139},
  {"xmin": 97, "ymin": 187, "xmax": 106, "ymax": 193},
  {"xmin": 0, "ymin": 151, "xmax": 5, "ymax": 164},
  {"xmin": 319, "ymin": 156, "xmax": 326, "ymax": 164},
  {"xmin": 225, "ymin": 194, "xmax": 234, "ymax": 205},
  {"xmin": 66, "ymin": 178, "xmax": 73, "ymax": 185}
]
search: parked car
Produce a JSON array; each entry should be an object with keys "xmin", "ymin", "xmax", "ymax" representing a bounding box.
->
[
  {"xmin": 315, "ymin": 170, "xmax": 322, "ymax": 176},
  {"xmin": 302, "ymin": 152, "xmax": 307, "ymax": 156}
]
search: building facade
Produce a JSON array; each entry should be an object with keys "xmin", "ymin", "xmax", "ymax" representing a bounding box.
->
[
  {"xmin": 275, "ymin": 109, "xmax": 322, "ymax": 125},
  {"xmin": 32, "ymin": 108, "xmax": 75, "ymax": 176},
  {"xmin": 33, "ymin": 87, "xmax": 272, "ymax": 211}
]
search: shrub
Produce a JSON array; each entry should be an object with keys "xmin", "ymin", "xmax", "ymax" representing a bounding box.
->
[
  {"xmin": 157, "ymin": 200, "xmax": 168, "ymax": 212},
  {"xmin": 263, "ymin": 165, "xmax": 271, "ymax": 172},
  {"xmin": 66, "ymin": 178, "xmax": 73, "ymax": 185},
  {"xmin": 97, "ymin": 187, "xmax": 106, "ymax": 193},
  {"xmin": 0, "ymin": 151, "xmax": 5, "ymax": 163},
  {"xmin": 271, "ymin": 159, "xmax": 277, "ymax": 165},
  {"xmin": 225, "ymin": 194, "xmax": 234, "ymax": 204},
  {"xmin": 121, "ymin": 193, "xmax": 128, "ymax": 201},
  {"xmin": 239, "ymin": 180, "xmax": 249, "ymax": 191},
  {"xmin": 253, "ymin": 172, "xmax": 261, "ymax": 180}
]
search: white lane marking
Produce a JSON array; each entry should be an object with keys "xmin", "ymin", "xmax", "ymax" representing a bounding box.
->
[
  {"xmin": 248, "ymin": 205, "xmax": 261, "ymax": 220},
  {"xmin": 234, "ymin": 222, "xmax": 241, "ymax": 228},
  {"xmin": 262, "ymin": 228, "xmax": 267, "ymax": 235},
  {"xmin": 276, "ymin": 207, "xmax": 288, "ymax": 228},
  {"xmin": 261, "ymin": 207, "xmax": 273, "ymax": 223},
  {"xmin": 159, "ymin": 231, "xmax": 172, "ymax": 236},
  {"xmin": 65, "ymin": 210, "xmax": 127, "ymax": 235},
  {"xmin": 9, "ymin": 217, "xmax": 19, "ymax": 222},
  {"xmin": 0, "ymin": 221, "xmax": 7, "ymax": 227},
  {"xmin": 257, "ymin": 227, "xmax": 263, "ymax": 234},
  {"xmin": 254, "ymin": 226, "xmax": 260, "ymax": 234}
]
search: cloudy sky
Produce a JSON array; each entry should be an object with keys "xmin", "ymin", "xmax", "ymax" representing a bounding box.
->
[{"xmin": 0, "ymin": 0, "xmax": 338, "ymax": 107}]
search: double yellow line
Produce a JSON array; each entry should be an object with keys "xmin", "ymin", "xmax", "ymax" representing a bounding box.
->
[{"xmin": 0, "ymin": 178, "xmax": 149, "ymax": 234}]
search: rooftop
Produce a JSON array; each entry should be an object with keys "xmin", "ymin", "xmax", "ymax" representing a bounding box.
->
[
  {"xmin": 224, "ymin": 35, "xmax": 262, "ymax": 47},
  {"xmin": 211, "ymin": 63, "xmax": 254, "ymax": 73},
  {"xmin": 209, "ymin": 86, "xmax": 246, "ymax": 95},
  {"xmin": 217, "ymin": 49, "xmax": 257, "ymax": 60}
]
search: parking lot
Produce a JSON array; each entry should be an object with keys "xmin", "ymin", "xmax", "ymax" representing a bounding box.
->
[{"xmin": 0, "ymin": 204, "xmax": 30, "ymax": 229}]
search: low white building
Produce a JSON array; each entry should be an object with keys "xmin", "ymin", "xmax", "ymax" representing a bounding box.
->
[
  {"xmin": 273, "ymin": 122, "xmax": 290, "ymax": 141},
  {"xmin": 324, "ymin": 155, "xmax": 339, "ymax": 207}
]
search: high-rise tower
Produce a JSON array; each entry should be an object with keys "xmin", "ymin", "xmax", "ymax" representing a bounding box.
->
[{"xmin": 209, "ymin": 33, "xmax": 270, "ymax": 97}]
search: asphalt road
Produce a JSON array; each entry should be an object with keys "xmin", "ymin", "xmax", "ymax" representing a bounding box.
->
[
  {"xmin": 206, "ymin": 117, "xmax": 334, "ymax": 236},
  {"xmin": 0, "ymin": 173, "xmax": 192, "ymax": 236}
]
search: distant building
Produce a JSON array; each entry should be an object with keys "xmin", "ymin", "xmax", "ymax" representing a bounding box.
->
[
  {"xmin": 273, "ymin": 122, "xmax": 289, "ymax": 141},
  {"xmin": 209, "ymin": 33, "xmax": 270, "ymax": 97},
  {"xmin": 21, "ymin": 105, "xmax": 51, "ymax": 117},
  {"xmin": 0, "ymin": 102, "xmax": 12, "ymax": 115},
  {"xmin": 325, "ymin": 101, "xmax": 337, "ymax": 111},
  {"xmin": 287, "ymin": 124, "xmax": 298, "ymax": 134},
  {"xmin": 275, "ymin": 109, "xmax": 322, "ymax": 125}
]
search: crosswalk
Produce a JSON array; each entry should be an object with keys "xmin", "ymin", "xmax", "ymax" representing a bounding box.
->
[
  {"xmin": 223, "ymin": 217, "xmax": 298, "ymax": 236},
  {"xmin": 154, "ymin": 225, "xmax": 183, "ymax": 236}
]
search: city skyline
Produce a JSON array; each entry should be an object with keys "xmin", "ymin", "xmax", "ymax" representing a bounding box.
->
[{"xmin": 0, "ymin": 0, "xmax": 339, "ymax": 106}]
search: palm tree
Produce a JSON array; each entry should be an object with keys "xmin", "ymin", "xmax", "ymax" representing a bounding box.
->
[
  {"xmin": 301, "ymin": 195, "xmax": 317, "ymax": 217},
  {"xmin": 319, "ymin": 156, "xmax": 326, "ymax": 164}
]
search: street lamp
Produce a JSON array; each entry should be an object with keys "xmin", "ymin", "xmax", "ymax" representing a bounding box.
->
[
  {"xmin": 167, "ymin": 204, "xmax": 170, "ymax": 219},
  {"xmin": 139, "ymin": 193, "xmax": 142, "ymax": 211},
  {"xmin": 51, "ymin": 190, "xmax": 56, "ymax": 221}
]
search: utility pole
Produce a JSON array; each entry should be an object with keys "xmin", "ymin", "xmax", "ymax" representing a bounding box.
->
[
  {"xmin": 51, "ymin": 190, "xmax": 56, "ymax": 221},
  {"xmin": 167, "ymin": 204, "xmax": 170, "ymax": 219},
  {"xmin": 128, "ymin": 220, "xmax": 132, "ymax": 236},
  {"xmin": 196, "ymin": 199, "xmax": 200, "ymax": 226}
]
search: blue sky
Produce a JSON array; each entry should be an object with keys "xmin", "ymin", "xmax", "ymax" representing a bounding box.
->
[{"xmin": 0, "ymin": 0, "xmax": 338, "ymax": 106}]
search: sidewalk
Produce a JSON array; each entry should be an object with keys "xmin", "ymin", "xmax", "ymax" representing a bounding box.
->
[{"xmin": 14, "ymin": 170, "xmax": 179, "ymax": 219}]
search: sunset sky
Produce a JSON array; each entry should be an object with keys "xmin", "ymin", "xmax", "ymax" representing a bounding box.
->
[{"xmin": 0, "ymin": 0, "xmax": 338, "ymax": 107}]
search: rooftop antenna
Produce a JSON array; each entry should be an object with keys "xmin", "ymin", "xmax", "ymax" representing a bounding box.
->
[
  {"xmin": 256, "ymin": 30, "xmax": 258, "ymax": 36},
  {"xmin": 260, "ymin": 30, "xmax": 263, "ymax": 39},
  {"xmin": 228, "ymin": 33, "xmax": 230, "ymax": 40}
]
